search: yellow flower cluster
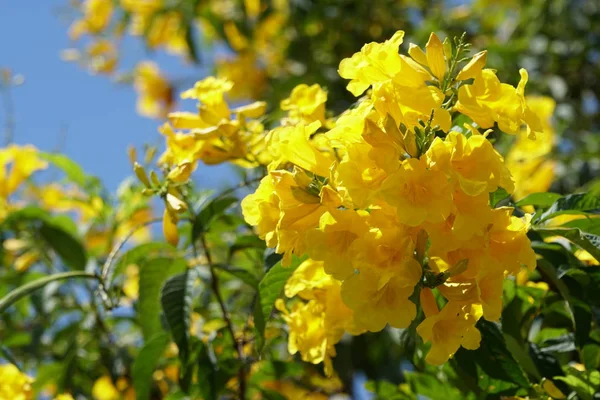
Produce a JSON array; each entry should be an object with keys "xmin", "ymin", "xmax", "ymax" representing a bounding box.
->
[
  {"xmin": 0, "ymin": 144, "xmax": 48, "ymax": 221},
  {"xmin": 0, "ymin": 364, "xmax": 33, "ymax": 400},
  {"xmin": 239, "ymin": 31, "xmax": 540, "ymax": 366}
]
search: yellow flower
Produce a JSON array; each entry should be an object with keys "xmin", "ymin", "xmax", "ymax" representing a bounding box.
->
[
  {"xmin": 380, "ymin": 157, "xmax": 452, "ymax": 226},
  {"xmin": 407, "ymin": 32, "xmax": 449, "ymax": 82},
  {"xmin": 0, "ymin": 364, "xmax": 33, "ymax": 400},
  {"xmin": 241, "ymin": 174, "xmax": 280, "ymax": 248},
  {"xmin": 267, "ymin": 121, "xmax": 334, "ymax": 177},
  {"xmin": 339, "ymin": 30, "xmax": 429, "ymax": 96},
  {"xmin": 341, "ymin": 266, "xmax": 418, "ymax": 332},
  {"xmin": 0, "ymin": 145, "xmax": 48, "ymax": 200},
  {"xmin": 262, "ymin": 380, "xmax": 328, "ymax": 400},
  {"xmin": 54, "ymin": 395, "xmax": 75, "ymax": 400},
  {"xmin": 216, "ymin": 53, "xmax": 266, "ymax": 100},
  {"xmin": 91, "ymin": 375, "xmax": 135, "ymax": 400},
  {"xmin": 304, "ymin": 209, "xmax": 370, "ymax": 280},
  {"xmin": 278, "ymin": 260, "xmax": 360, "ymax": 375},
  {"xmin": 427, "ymin": 131, "xmax": 514, "ymax": 196},
  {"xmin": 134, "ymin": 62, "xmax": 173, "ymax": 119},
  {"xmin": 87, "ymin": 39, "xmax": 118, "ymax": 75},
  {"xmin": 280, "ymin": 84, "xmax": 328, "ymax": 124},
  {"xmin": 416, "ymin": 301, "xmax": 483, "ymax": 365},
  {"xmin": 506, "ymin": 96, "xmax": 556, "ymax": 200},
  {"xmin": 456, "ymin": 68, "xmax": 543, "ymax": 138},
  {"xmin": 122, "ymin": 264, "xmax": 140, "ymax": 300},
  {"xmin": 69, "ymin": 0, "xmax": 113, "ymax": 39}
]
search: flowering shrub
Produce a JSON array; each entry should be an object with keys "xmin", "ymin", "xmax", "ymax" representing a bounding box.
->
[{"xmin": 2, "ymin": 3, "xmax": 600, "ymax": 399}]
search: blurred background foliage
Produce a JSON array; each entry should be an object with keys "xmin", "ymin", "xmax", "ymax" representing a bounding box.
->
[{"xmin": 1, "ymin": 0, "xmax": 599, "ymax": 399}]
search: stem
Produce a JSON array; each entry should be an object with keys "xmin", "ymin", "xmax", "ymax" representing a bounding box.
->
[
  {"xmin": 182, "ymin": 188, "xmax": 247, "ymax": 399},
  {"xmin": 0, "ymin": 271, "xmax": 100, "ymax": 314},
  {"xmin": 99, "ymin": 217, "xmax": 163, "ymax": 309},
  {"xmin": 200, "ymin": 232, "xmax": 247, "ymax": 398}
]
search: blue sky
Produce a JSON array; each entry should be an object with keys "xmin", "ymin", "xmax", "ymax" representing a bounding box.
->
[{"xmin": 1, "ymin": 1, "xmax": 236, "ymax": 193}]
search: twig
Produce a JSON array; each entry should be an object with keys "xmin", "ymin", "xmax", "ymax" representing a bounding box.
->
[
  {"xmin": 180, "ymin": 187, "xmax": 247, "ymax": 399},
  {"xmin": 99, "ymin": 217, "xmax": 163, "ymax": 309},
  {"xmin": 1, "ymin": 77, "xmax": 16, "ymax": 146}
]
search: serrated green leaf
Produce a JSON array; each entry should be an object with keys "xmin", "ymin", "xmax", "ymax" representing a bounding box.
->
[
  {"xmin": 192, "ymin": 196, "xmax": 237, "ymax": 242},
  {"xmin": 457, "ymin": 320, "xmax": 530, "ymax": 389},
  {"xmin": 40, "ymin": 222, "xmax": 87, "ymax": 270},
  {"xmin": 133, "ymin": 332, "xmax": 169, "ymax": 400},
  {"xmin": 161, "ymin": 269, "xmax": 197, "ymax": 379},
  {"xmin": 516, "ymin": 192, "xmax": 562, "ymax": 208},
  {"xmin": 139, "ymin": 257, "xmax": 186, "ymax": 341},
  {"xmin": 254, "ymin": 256, "xmax": 304, "ymax": 352}
]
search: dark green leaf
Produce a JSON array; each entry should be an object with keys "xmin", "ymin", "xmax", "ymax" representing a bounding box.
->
[
  {"xmin": 457, "ymin": 320, "xmax": 530, "ymax": 389},
  {"xmin": 161, "ymin": 269, "xmax": 197, "ymax": 378},
  {"xmin": 254, "ymin": 256, "xmax": 304, "ymax": 352},
  {"xmin": 40, "ymin": 222, "xmax": 88, "ymax": 270},
  {"xmin": 196, "ymin": 342, "xmax": 230, "ymax": 400},
  {"xmin": 139, "ymin": 257, "xmax": 187, "ymax": 341},
  {"xmin": 516, "ymin": 192, "xmax": 562, "ymax": 208},
  {"xmin": 192, "ymin": 196, "xmax": 237, "ymax": 242},
  {"xmin": 213, "ymin": 263, "xmax": 260, "ymax": 289},
  {"xmin": 133, "ymin": 333, "xmax": 169, "ymax": 400}
]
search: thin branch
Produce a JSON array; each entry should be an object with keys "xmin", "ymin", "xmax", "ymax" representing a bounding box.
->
[{"xmin": 1, "ymin": 78, "xmax": 16, "ymax": 146}]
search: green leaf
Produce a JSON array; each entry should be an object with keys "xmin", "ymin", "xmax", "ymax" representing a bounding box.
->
[
  {"xmin": 254, "ymin": 255, "xmax": 304, "ymax": 352},
  {"xmin": 133, "ymin": 332, "xmax": 169, "ymax": 400},
  {"xmin": 139, "ymin": 257, "xmax": 187, "ymax": 341},
  {"xmin": 0, "ymin": 271, "xmax": 98, "ymax": 313},
  {"xmin": 161, "ymin": 269, "xmax": 197, "ymax": 377},
  {"xmin": 534, "ymin": 227, "xmax": 600, "ymax": 262},
  {"xmin": 191, "ymin": 196, "xmax": 237, "ymax": 242},
  {"xmin": 213, "ymin": 263, "xmax": 259, "ymax": 289},
  {"xmin": 555, "ymin": 367, "xmax": 600, "ymax": 400},
  {"xmin": 0, "ymin": 206, "xmax": 50, "ymax": 227},
  {"xmin": 39, "ymin": 222, "xmax": 88, "ymax": 270},
  {"xmin": 228, "ymin": 234, "xmax": 266, "ymax": 261},
  {"xmin": 582, "ymin": 344, "xmax": 600, "ymax": 371},
  {"xmin": 536, "ymin": 192, "xmax": 600, "ymax": 223},
  {"xmin": 195, "ymin": 341, "xmax": 230, "ymax": 400},
  {"xmin": 490, "ymin": 187, "xmax": 511, "ymax": 207},
  {"xmin": 39, "ymin": 152, "xmax": 98, "ymax": 188},
  {"xmin": 561, "ymin": 217, "xmax": 600, "ymax": 235},
  {"xmin": 364, "ymin": 380, "xmax": 409, "ymax": 400},
  {"xmin": 457, "ymin": 320, "xmax": 530, "ymax": 389},
  {"xmin": 516, "ymin": 192, "xmax": 562, "ymax": 208}
]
